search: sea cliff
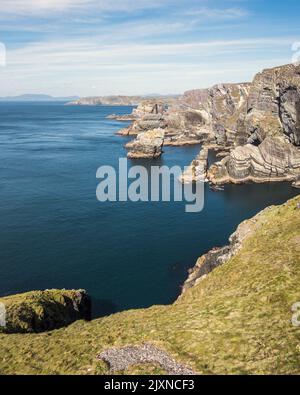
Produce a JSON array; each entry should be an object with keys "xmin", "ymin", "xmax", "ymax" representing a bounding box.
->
[
  {"xmin": 116, "ymin": 64, "xmax": 300, "ymax": 187},
  {"xmin": 0, "ymin": 195, "xmax": 299, "ymax": 374},
  {"xmin": 0, "ymin": 289, "xmax": 91, "ymax": 333}
]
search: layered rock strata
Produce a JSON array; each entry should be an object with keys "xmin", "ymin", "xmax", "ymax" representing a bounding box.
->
[
  {"xmin": 125, "ymin": 129, "xmax": 165, "ymax": 159},
  {"xmin": 178, "ymin": 83, "xmax": 251, "ymax": 147},
  {"xmin": 208, "ymin": 135, "xmax": 300, "ymax": 184},
  {"xmin": 106, "ymin": 114, "xmax": 137, "ymax": 121},
  {"xmin": 180, "ymin": 148, "xmax": 208, "ymax": 183},
  {"xmin": 204, "ymin": 64, "xmax": 300, "ymax": 185},
  {"xmin": 240, "ymin": 64, "xmax": 300, "ymax": 146},
  {"xmin": 114, "ymin": 63, "xmax": 300, "ymax": 186},
  {"xmin": 121, "ymin": 83, "xmax": 250, "ymax": 147},
  {"xmin": 118, "ymin": 101, "xmax": 168, "ymax": 136}
]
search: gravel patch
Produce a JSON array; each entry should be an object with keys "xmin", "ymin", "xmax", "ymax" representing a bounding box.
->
[{"xmin": 97, "ymin": 344, "xmax": 196, "ymax": 375}]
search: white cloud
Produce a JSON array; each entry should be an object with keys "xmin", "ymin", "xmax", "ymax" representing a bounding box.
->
[
  {"xmin": 185, "ymin": 7, "xmax": 249, "ymax": 20},
  {"xmin": 0, "ymin": 36, "xmax": 291, "ymax": 96},
  {"xmin": 0, "ymin": 0, "xmax": 87, "ymax": 14},
  {"xmin": 0, "ymin": 0, "xmax": 168, "ymax": 16},
  {"xmin": 0, "ymin": 1, "xmax": 295, "ymax": 96},
  {"xmin": 7, "ymin": 37, "xmax": 293, "ymax": 68}
]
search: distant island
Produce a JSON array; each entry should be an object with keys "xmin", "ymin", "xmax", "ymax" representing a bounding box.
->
[{"xmin": 0, "ymin": 94, "xmax": 80, "ymax": 102}]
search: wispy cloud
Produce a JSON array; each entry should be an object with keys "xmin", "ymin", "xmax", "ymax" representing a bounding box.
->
[
  {"xmin": 0, "ymin": 0, "xmax": 299, "ymax": 96},
  {"xmin": 8, "ymin": 37, "xmax": 293, "ymax": 63},
  {"xmin": 184, "ymin": 7, "xmax": 249, "ymax": 20},
  {"xmin": 0, "ymin": 0, "xmax": 169, "ymax": 17}
]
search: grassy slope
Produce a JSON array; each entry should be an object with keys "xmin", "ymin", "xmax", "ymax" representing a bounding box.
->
[{"xmin": 0, "ymin": 195, "xmax": 299, "ymax": 375}]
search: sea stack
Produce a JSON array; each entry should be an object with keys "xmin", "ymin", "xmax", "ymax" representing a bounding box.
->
[
  {"xmin": 180, "ymin": 147, "xmax": 209, "ymax": 183},
  {"xmin": 125, "ymin": 129, "xmax": 165, "ymax": 159}
]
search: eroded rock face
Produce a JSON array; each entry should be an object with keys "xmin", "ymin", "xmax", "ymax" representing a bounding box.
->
[
  {"xmin": 125, "ymin": 129, "xmax": 165, "ymax": 159},
  {"xmin": 180, "ymin": 148, "xmax": 208, "ymax": 183},
  {"xmin": 208, "ymin": 136, "xmax": 300, "ymax": 184},
  {"xmin": 117, "ymin": 84, "xmax": 250, "ymax": 146},
  {"xmin": 174, "ymin": 64, "xmax": 300, "ymax": 150},
  {"xmin": 0, "ymin": 289, "xmax": 91, "ymax": 333},
  {"xmin": 242, "ymin": 64, "xmax": 300, "ymax": 146},
  {"xmin": 292, "ymin": 175, "xmax": 300, "ymax": 188},
  {"xmin": 181, "ymin": 204, "xmax": 275, "ymax": 294},
  {"xmin": 160, "ymin": 83, "xmax": 250, "ymax": 147},
  {"xmin": 118, "ymin": 101, "xmax": 168, "ymax": 136},
  {"xmin": 117, "ymin": 64, "xmax": 300, "ymax": 183},
  {"xmin": 206, "ymin": 64, "xmax": 300, "ymax": 185}
]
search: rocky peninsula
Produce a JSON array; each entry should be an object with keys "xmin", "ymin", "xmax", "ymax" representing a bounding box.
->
[{"xmin": 115, "ymin": 63, "xmax": 300, "ymax": 188}]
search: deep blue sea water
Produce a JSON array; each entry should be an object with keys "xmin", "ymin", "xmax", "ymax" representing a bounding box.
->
[{"xmin": 0, "ymin": 102, "xmax": 299, "ymax": 316}]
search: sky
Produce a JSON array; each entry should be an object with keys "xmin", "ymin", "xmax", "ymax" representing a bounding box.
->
[{"xmin": 0, "ymin": 0, "xmax": 300, "ymax": 97}]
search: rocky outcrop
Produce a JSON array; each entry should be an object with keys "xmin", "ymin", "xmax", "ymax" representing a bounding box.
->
[
  {"xmin": 292, "ymin": 176, "xmax": 300, "ymax": 188},
  {"xmin": 117, "ymin": 84, "xmax": 250, "ymax": 147},
  {"xmin": 125, "ymin": 129, "xmax": 165, "ymax": 159},
  {"xmin": 180, "ymin": 148, "xmax": 208, "ymax": 183},
  {"xmin": 107, "ymin": 101, "xmax": 166, "ymax": 122},
  {"xmin": 115, "ymin": 64, "xmax": 300, "ymax": 149},
  {"xmin": 106, "ymin": 114, "xmax": 137, "ymax": 121},
  {"xmin": 178, "ymin": 83, "xmax": 251, "ymax": 147},
  {"xmin": 162, "ymin": 109, "xmax": 213, "ymax": 146},
  {"xmin": 206, "ymin": 64, "xmax": 300, "ymax": 185},
  {"xmin": 240, "ymin": 64, "xmax": 300, "ymax": 146},
  {"xmin": 114, "ymin": 64, "xmax": 300, "ymax": 184},
  {"xmin": 0, "ymin": 289, "xmax": 91, "ymax": 333},
  {"xmin": 118, "ymin": 100, "xmax": 169, "ymax": 136},
  {"xmin": 208, "ymin": 135, "xmax": 300, "ymax": 184},
  {"xmin": 181, "ymin": 202, "xmax": 277, "ymax": 294},
  {"xmin": 98, "ymin": 344, "xmax": 195, "ymax": 375}
]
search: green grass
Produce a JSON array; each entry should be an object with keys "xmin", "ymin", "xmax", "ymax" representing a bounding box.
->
[
  {"xmin": 0, "ymin": 289, "xmax": 89, "ymax": 334},
  {"xmin": 0, "ymin": 196, "xmax": 299, "ymax": 375}
]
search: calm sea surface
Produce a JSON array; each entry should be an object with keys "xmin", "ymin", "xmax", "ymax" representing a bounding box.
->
[{"xmin": 0, "ymin": 102, "xmax": 298, "ymax": 316}]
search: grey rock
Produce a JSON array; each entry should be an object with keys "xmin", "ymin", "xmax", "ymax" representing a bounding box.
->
[
  {"xmin": 181, "ymin": 205, "xmax": 275, "ymax": 294},
  {"xmin": 125, "ymin": 129, "xmax": 165, "ymax": 159},
  {"xmin": 208, "ymin": 136, "xmax": 300, "ymax": 184},
  {"xmin": 180, "ymin": 147, "xmax": 208, "ymax": 183},
  {"xmin": 98, "ymin": 344, "xmax": 196, "ymax": 375}
]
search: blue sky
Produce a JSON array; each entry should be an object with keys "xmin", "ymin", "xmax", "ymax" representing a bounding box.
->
[{"xmin": 0, "ymin": 0, "xmax": 300, "ymax": 96}]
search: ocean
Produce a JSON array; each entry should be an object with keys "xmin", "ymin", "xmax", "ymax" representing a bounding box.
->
[{"xmin": 0, "ymin": 102, "xmax": 298, "ymax": 316}]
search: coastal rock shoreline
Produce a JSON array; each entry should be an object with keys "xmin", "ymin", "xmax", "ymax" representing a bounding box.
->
[
  {"xmin": 110, "ymin": 63, "xmax": 300, "ymax": 189},
  {"xmin": 125, "ymin": 128, "xmax": 165, "ymax": 159},
  {"xmin": 181, "ymin": 197, "xmax": 300, "ymax": 295}
]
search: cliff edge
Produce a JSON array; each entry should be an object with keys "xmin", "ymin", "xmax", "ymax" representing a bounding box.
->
[
  {"xmin": 0, "ymin": 196, "xmax": 299, "ymax": 374},
  {"xmin": 0, "ymin": 289, "xmax": 91, "ymax": 333}
]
